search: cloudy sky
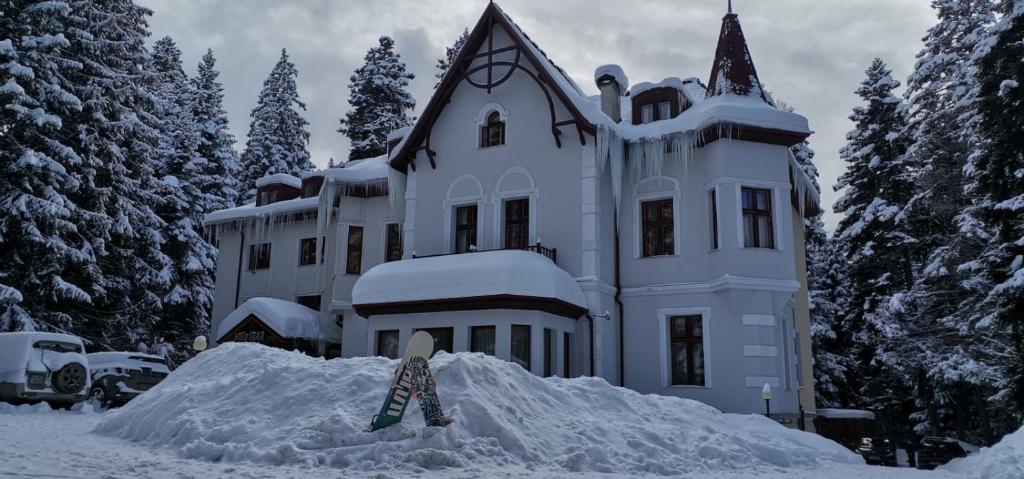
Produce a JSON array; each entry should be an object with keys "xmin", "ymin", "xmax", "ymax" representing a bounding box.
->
[{"xmin": 137, "ymin": 0, "xmax": 937, "ymax": 230}]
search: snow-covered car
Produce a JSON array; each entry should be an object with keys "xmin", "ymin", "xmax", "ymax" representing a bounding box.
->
[
  {"xmin": 87, "ymin": 352, "xmax": 171, "ymax": 407},
  {"xmin": 0, "ymin": 332, "xmax": 91, "ymax": 407},
  {"xmin": 917, "ymin": 436, "xmax": 968, "ymax": 469}
]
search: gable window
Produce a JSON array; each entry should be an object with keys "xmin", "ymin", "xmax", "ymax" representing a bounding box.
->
[
  {"xmin": 480, "ymin": 111, "xmax": 505, "ymax": 148},
  {"xmin": 641, "ymin": 104, "xmax": 654, "ymax": 124},
  {"xmin": 295, "ymin": 295, "xmax": 321, "ymax": 311},
  {"xmin": 385, "ymin": 223, "xmax": 403, "ymax": 262},
  {"xmin": 511, "ymin": 324, "xmax": 531, "ymax": 371},
  {"xmin": 299, "ymin": 238, "xmax": 317, "ymax": 266},
  {"xmin": 709, "ymin": 190, "xmax": 719, "ymax": 250},
  {"xmin": 504, "ymin": 198, "xmax": 529, "ymax": 250},
  {"xmin": 641, "ymin": 198, "xmax": 674, "ymax": 257},
  {"xmin": 454, "ymin": 205, "xmax": 478, "ymax": 254},
  {"xmin": 741, "ymin": 187, "xmax": 774, "ymax": 249},
  {"xmin": 658, "ymin": 101, "xmax": 671, "ymax": 120},
  {"xmin": 248, "ymin": 243, "xmax": 271, "ymax": 271},
  {"xmin": 377, "ymin": 330, "xmax": 399, "ymax": 359},
  {"xmin": 670, "ymin": 315, "xmax": 705, "ymax": 386},
  {"xmin": 470, "ymin": 326, "xmax": 496, "ymax": 355},
  {"xmin": 346, "ymin": 226, "xmax": 364, "ymax": 274}
]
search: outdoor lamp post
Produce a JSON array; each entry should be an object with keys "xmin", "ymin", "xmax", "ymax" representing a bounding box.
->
[
  {"xmin": 193, "ymin": 335, "xmax": 208, "ymax": 352},
  {"xmin": 762, "ymin": 383, "xmax": 772, "ymax": 418}
]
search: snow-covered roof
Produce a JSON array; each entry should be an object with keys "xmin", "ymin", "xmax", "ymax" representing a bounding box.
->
[
  {"xmin": 352, "ymin": 250, "xmax": 588, "ymax": 315},
  {"xmin": 87, "ymin": 352, "xmax": 170, "ymax": 374},
  {"xmin": 615, "ymin": 94, "xmax": 810, "ymax": 142},
  {"xmin": 203, "ymin": 197, "xmax": 319, "ymax": 225},
  {"xmin": 215, "ymin": 297, "xmax": 341, "ymax": 343},
  {"xmin": 594, "ymin": 64, "xmax": 629, "ymax": 92},
  {"xmin": 387, "ymin": 126, "xmax": 412, "ymax": 143},
  {"xmin": 255, "ymin": 174, "xmax": 301, "ymax": 190},
  {"xmin": 816, "ymin": 408, "xmax": 876, "ymax": 420},
  {"xmin": 307, "ymin": 154, "xmax": 389, "ymax": 183}
]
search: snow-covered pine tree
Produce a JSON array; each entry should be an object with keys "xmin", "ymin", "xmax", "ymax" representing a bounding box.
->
[
  {"xmin": 62, "ymin": 0, "xmax": 171, "ymax": 350},
  {"xmin": 0, "ymin": 0, "xmax": 96, "ymax": 333},
  {"xmin": 807, "ymin": 234, "xmax": 853, "ymax": 407},
  {"xmin": 833, "ymin": 58, "xmax": 916, "ymax": 408},
  {"xmin": 145, "ymin": 36, "xmax": 218, "ymax": 357},
  {"xmin": 339, "ymin": 36, "xmax": 416, "ymax": 161},
  {"xmin": 895, "ymin": 0, "xmax": 998, "ymax": 440},
  {"xmin": 239, "ymin": 49, "xmax": 312, "ymax": 201},
  {"xmin": 192, "ymin": 48, "xmax": 240, "ymax": 209},
  {"xmin": 960, "ymin": 0, "xmax": 1024, "ymax": 415},
  {"xmin": 435, "ymin": 28, "xmax": 469, "ymax": 88}
]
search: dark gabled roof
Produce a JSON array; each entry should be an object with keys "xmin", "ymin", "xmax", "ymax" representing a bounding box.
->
[
  {"xmin": 706, "ymin": 12, "xmax": 769, "ymax": 102},
  {"xmin": 389, "ymin": 2, "xmax": 597, "ymax": 173}
]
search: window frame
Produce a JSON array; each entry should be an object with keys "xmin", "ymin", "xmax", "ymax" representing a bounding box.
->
[
  {"xmin": 503, "ymin": 197, "xmax": 530, "ymax": 250},
  {"xmin": 298, "ymin": 237, "xmax": 317, "ymax": 266},
  {"xmin": 669, "ymin": 315, "xmax": 705, "ymax": 386},
  {"xmin": 470, "ymin": 326, "xmax": 496, "ymax": 356},
  {"xmin": 640, "ymin": 198, "xmax": 675, "ymax": 257},
  {"xmin": 385, "ymin": 223, "xmax": 403, "ymax": 262},
  {"xmin": 248, "ymin": 243, "xmax": 271, "ymax": 271},
  {"xmin": 376, "ymin": 330, "xmax": 400, "ymax": 359},
  {"xmin": 741, "ymin": 186, "xmax": 775, "ymax": 249},
  {"xmin": 453, "ymin": 204, "xmax": 478, "ymax": 254},
  {"xmin": 345, "ymin": 225, "xmax": 364, "ymax": 275},
  {"xmin": 480, "ymin": 111, "xmax": 506, "ymax": 148},
  {"xmin": 641, "ymin": 104, "xmax": 654, "ymax": 124},
  {"xmin": 708, "ymin": 188, "xmax": 720, "ymax": 251},
  {"xmin": 511, "ymin": 324, "xmax": 531, "ymax": 371},
  {"xmin": 657, "ymin": 307, "xmax": 712, "ymax": 389},
  {"xmin": 414, "ymin": 327, "xmax": 454, "ymax": 356}
]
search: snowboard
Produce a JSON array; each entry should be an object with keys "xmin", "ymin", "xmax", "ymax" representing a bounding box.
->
[{"xmin": 369, "ymin": 331, "xmax": 450, "ymax": 431}]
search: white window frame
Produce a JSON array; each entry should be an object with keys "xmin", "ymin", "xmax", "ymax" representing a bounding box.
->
[
  {"xmin": 382, "ymin": 221, "xmax": 402, "ymax": 262},
  {"xmin": 706, "ymin": 185, "xmax": 721, "ymax": 252},
  {"xmin": 641, "ymin": 104, "xmax": 654, "ymax": 124},
  {"xmin": 476, "ymin": 102, "xmax": 509, "ymax": 150},
  {"xmin": 735, "ymin": 182, "xmax": 785, "ymax": 251},
  {"xmin": 443, "ymin": 175, "xmax": 485, "ymax": 254},
  {"xmin": 342, "ymin": 222, "xmax": 366, "ymax": 276},
  {"xmin": 633, "ymin": 176, "xmax": 681, "ymax": 259},
  {"xmin": 492, "ymin": 167, "xmax": 538, "ymax": 249},
  {"xmin": 657, "ymin": 307, "xmax": 712, "ymax": 389},
  {"xmin": 658, "ymin": 101, "xmax": 671, "ymax": 120}
]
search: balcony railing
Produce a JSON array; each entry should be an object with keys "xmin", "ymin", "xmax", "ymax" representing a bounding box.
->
[{"xmin": 412, "ymin": 242, "xmax": 557, "ymax": 264}]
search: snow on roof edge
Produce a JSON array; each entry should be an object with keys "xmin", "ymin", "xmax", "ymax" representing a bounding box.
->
[
  {"xmin": 255, "ymin": 174, "xmax": 301, "ymax": 190},
  {"xmin": 216, "ymin": 297, "xmax": 341, "ymax": 343}
]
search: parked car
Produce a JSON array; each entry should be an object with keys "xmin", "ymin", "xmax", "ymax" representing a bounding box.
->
[
  {"xmin": 857, "ymin": 436, "xmax": 897, "ymax": 466},
  {"xmin": 917, "ymin": 436, "xmax": 968, "ymax": 469},
  {"xmin": 0, "ymin": 332, "xmax": 91, "ymax": 407},
  {"xmin": 87, "ymin": 352, "xmax": 171, "ymax": 407}
]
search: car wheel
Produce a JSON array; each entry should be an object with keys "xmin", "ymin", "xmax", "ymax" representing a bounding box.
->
[{"xmin": 52, "ymin": 363, "xmax": 87, "ymax": 394}]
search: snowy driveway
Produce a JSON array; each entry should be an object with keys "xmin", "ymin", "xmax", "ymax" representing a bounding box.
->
[{"xmin": 0, "ymin": 406, "xmax": 961, "ymax": 479}]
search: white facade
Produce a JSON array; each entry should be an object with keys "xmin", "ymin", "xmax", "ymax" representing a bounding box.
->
[{"xmin": 204, "ymin": 3, "xmax": 820, "ymax": 418}]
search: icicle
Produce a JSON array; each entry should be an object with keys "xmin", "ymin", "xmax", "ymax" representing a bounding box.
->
[
  {"xmin": 388, "ymin": 167, "xmax": 406, "ymax": 210},
  {"xmin": 597, "ymin": 124, "xmax": 625, "ymax": 211}
]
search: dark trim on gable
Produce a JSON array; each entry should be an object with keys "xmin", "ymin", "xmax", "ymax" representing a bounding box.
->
[
  {"xmin": 354, "ymin": 294, "xmax": 587, "ymax": 320},
  {"xmin": 389, "ymin": 3, "xmax": 596, "ymax": 174},
  {"xmin": 695, "ymin": 122, "xmax": 809, "ymax": 148}
]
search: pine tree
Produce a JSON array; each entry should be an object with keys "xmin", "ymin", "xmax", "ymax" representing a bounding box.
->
[
  {"xmin": 192, "ymin": 49, "xmax": 240, "ymax": 209},
  {"xmin": 435, "ymin": 28, "xmax": 469, "ymax": 88},
  {"xmin": 833, "ymin": 58, "xmax": 915, "ymax": 407},
  {"xmin": 239, "ymin": 49, "xmax": 312, "ymax": 201},
  {"xmin": 961, "ymin": 0, "xmax": 1024, "ymax": 413},
  {"xmin": 145, "ymin": 36, "xmax": 218, "ymax": 357},
  {"xmin": 807, "ymin": 234, "xmax": 853, "ymax": 406},
  {"xmin": 339, "ymin": 36, "xmax": 415, "ymax": 161}
]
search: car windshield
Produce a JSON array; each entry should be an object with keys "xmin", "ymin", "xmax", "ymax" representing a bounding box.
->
[{"xmin": 34, "ymin": 341, "xmax": 81, "ymax": 354}]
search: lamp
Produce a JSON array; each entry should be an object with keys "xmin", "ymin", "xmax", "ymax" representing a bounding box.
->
[
  {"xmin": 762, "ymin": 383, "xmax": 772, "ymax": 417},
  {"xmin": 193, "ymin": 335, "xmax": 208, "ymax": 352}
]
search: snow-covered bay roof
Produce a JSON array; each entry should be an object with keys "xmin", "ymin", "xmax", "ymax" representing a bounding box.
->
[
  {"xmin": 352, "ymin": 250, "xmax": 588, "ymax": 318},
  {"xmin": 215, "ymin": 297, "xmax": 341, "ymax": 343}
]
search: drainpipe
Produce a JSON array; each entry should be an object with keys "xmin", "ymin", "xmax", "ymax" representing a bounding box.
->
[
  {"xmin": 614, "ymin": 208, "xmax": 625, "ymax": 387},
  {"xmin": 587, "ymin": 313, "xmax": 595, "ymax": 376},
  {"xmin": 234, "ymin": 230, "xmax": 245, "ymax": 309}
]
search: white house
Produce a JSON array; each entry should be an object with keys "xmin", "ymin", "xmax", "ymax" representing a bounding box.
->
[{"xmin": 204, "ymin": 2, "xmax": 821, "ymax": 420}]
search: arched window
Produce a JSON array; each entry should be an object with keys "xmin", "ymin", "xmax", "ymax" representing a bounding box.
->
[{"xmin": 480, "ymin": 111, "xmax": 505, "ymax": 148}]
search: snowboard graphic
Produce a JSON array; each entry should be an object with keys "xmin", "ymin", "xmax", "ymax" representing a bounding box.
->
[{"xmin": 369, "ymin": 331, "xmax": 450, "ymax": 431}]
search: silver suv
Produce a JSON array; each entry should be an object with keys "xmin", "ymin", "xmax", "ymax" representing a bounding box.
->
[{"xmin": 0, "ymin": 332, "xmax": 91, "ymax": 407}]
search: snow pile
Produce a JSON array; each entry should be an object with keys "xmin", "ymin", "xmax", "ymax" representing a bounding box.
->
[
  {"xmin": 352, "ymin": 249, "xmax": 587, "ymax": 309},
  {"xmin": 96, "ymin": 343, "xmax": 860, "ymax": 475},
  {"xmin": 943, "ymin": 427, "xmax": 1024, "ymax": 479}
]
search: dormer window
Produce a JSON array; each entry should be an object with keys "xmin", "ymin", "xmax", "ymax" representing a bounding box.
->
[
  {"xmin": 480, "ymin": 111, "xmax": 505, "ymax": 148},
  {"xmin": 631, "ymin": 87, "xmax": 687, "ymax": 125},
  {"xmin": 258, "ymin": 190, "xmax": 278, "ymax": 206},
  {"xmin": 658, "ymin": 101, "xmax": 670, "ymax": 120},
  {"xmin": 641, "ymin": 104, "xmax": 654, "ymax": 124}
]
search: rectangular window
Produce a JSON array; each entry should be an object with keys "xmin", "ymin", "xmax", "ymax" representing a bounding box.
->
[
  {"xmin": 454, "ymin": 205, "xmax": 478, "ymax": 254},
  {"xmin": 563, "ymin": 333, "xmax": 571, "ymax": 377},
  {"xmin": 670, "ymin": 315, "xmax": 705, "ymax": 386},
  {"xmin": 658, "ymin": 101, "xmax": 671, "ymax": 120},
  {"xmin": 346, "ymin": 226, "xmax": 363, "ymax": 274},
  {"xmin": 303, "ymin": 182, "xmax": 320, "ymax": 198},
  {"xmin": 377, "ymin": 330, "xmax": 399, "ymax": 359},
  {"xmin": 415, "ymin": 327, "xmax": 454, "ymax": 356},
  {"xmin": 641, "ymin": 104, "xmax": 654, "ymax": 124},
  {"xmin": 480, "ymin": 112, "xmax": 506, "ymax": 148},
  {"xmin": 295, "ymin": 295, "xmax": 320, "ymax": 311},
  {"xmin": 742, "ymin": 187, "xmax": 774, "ymax": 249},
  {"xmin": 248, "ymin": 243, "xmax": 271, "ymax": 271},
  {"xmin": 470, "ymin": 326, "xmax": 496, "ymax": 356},
  {"xmin": 511, "ymin": 325, "xmax": 531, "ymax": 371},
  {"xmin": 641, "ymin": 198, "xmax": 674, "ymax": 257},
  {"xmin": 504, "ymin": 198, "xmax": 530, "ymax": 250},
  {"xmin": 543, "ymin": 328, "xmax": 553, "ymax": 377},
  {"xmin": 709, "ymin": 190, "xmax": 719, "ymax": 250},
  {"xmin": 299, "ymin": 238, "xmax": 317, "ymax": 266},
  {"xmin": 385, "ymin": 223, "xmax": 403, "ymax": 262}
]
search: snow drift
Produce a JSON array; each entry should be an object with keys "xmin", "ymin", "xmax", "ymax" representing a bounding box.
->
[
  {"xmin": 95, "ymin": 343, "xmax": 859, "ymax": 475},
  {"xmin": 943, "ymin": 426, "xmax": 1024, "ymax": 479}
]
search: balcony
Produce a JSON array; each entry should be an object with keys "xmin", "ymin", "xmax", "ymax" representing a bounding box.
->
[{"xmin": 412, "ymin": 242, "xmax": 557, "ymax": 264}]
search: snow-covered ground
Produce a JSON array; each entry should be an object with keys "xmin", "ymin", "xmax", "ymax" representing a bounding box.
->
[{"xmin": 0, "ymin": 343, "xmax": 1015, "ymax": 478}]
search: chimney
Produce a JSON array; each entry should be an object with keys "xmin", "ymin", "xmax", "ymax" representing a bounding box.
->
[{"xmin": 594, "ymin": 65, "xmax": 628, "ymax": 123}]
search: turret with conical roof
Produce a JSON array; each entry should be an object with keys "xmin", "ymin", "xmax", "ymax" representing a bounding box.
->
[{"xmin": 706, "ymin": 6, "xmax": 769, "ymax": 102}]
